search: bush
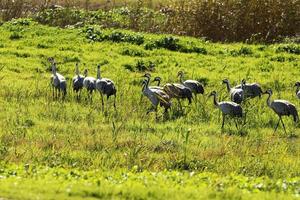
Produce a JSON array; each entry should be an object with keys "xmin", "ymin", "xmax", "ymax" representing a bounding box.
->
[
  {"xmin": 9, "ymin": 32, "xmax": 22, "ymax": 40},
  {"xmin": 145, "ymin": 36, "xmax": 181, "ymax": 51},
  {"xmin": 82, "ymin": 26, "xmax": 144, "ymax": 45},
  {"xmin": 230, "ymin": 47, "xmax": 253, "ymax": 56},
  {"xmin": 276, "ymin": 44, "xmax": 300, "ymax": 55},
  {"xmin": 121, "ymin": 47, "xmax": 146, "ymax": 57},
  {"xmin": 135, "ymin": 60, "xmax": 155, "ymax": 72},
  {"xmin": 34, "ymin": 8, "xmax": 86, "ymax": 27},
  {"xmin": 123, "ymin": 60, "xmax": 155, "ymax": 72}
]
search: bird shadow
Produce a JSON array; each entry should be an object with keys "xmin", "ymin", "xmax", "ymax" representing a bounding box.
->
[
  {"xmin": 222, "ymin": 128, "xmax": 248, "ymax": 137},
  {"xmin": 221, "ymin": 120, "xmax": 249, "ymax": 137},
  {"xmin": 169, "ymin": 108, "xmax": 187, "ymax": 120}
]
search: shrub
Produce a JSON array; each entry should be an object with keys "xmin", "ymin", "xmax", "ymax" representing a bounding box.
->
[
  {"xmin": 239, "ymin": 47, "xmax": 253, "ymax": 55},
  {"xmin": 121, "ymin": 48, "xmax": 146, "ymax": 57},
  {"xmin": 37, "ymin": 43, "xmax": 49, "ymax": 49},
  {"xmin": 82, "ymin": 26, "xmax": 144, "ymax": 45},
  {"xmin": 123, "ymin": 60, "xmax": 155, "ymax": 72},
  {"xmin": 135, "ymin": 60, "xmax": 155, "ymax": 72},
  {"xmin": 276, "ymin": 44, "xmax": 300, "ymax": 55},
  {"xmin": 145, "ymin": 36, "xmax": 207, "ymax": 54},
  {"xmin": 230, "ymin": 47, "xmax": 253, "ymax": 56},
  {"xmin": 9, "ymin": 32, "xmax": 22, "ymax": 40},
  {"xmin": 34, "ymin": 8, "xmax": 86, "ymax": 27}
]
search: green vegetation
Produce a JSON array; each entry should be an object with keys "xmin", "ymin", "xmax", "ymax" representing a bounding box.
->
[
  {"xmin": 0, "ymin": 18, "xmax": 299, "ymax": 199},
  {"xmin": 0, "ymin": 165, "xmax": 299, "ymax": 200},
  {"xmin": 1, "ymin": 0, "xmax": 299, "ymax": 42}
]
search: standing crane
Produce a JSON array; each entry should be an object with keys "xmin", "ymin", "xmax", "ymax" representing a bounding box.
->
[
  {"xmin": 141, "ymin": 77, "xmax": 171, "ymax": 117},
  {"xmin": 209, "ymin": 91, "xmax": 243, "ymax": 129},
  {"xmin": 222, "ymin": 79, "xmax": 244, "ymax": 104},
  {"xmin": 142, "ymin": 73, "xmax": 163, "ymax": 90},
  {"xmin": 72, "ymin": 63, "xmax": 85, "ymax": 99},
  {"xmin": 83, "ymin": 69, "xmax": 96, "ymax": 101},
  {"xmin": 177, "ymin": 71, "xmax": 204, "ymax": 100},
  {"xmin": 143, "ymin": 73, "xmax": 192, "ymax": 109},
  {"xmin": 95, "ymin": 64, "xmax": 117, "ymax": 110},
  {"xmin": 236, "ymin": 79, "xmax": 263, "ymax": 99},
  {"xmin": 264, "ymin": 89, "xmax": 298, "ymax": 133},
  {"xmin": 294, "ymin": 82, "xmax": 300, "ymax": 99},
  {"xmin": 48, "ymin": 57, "xmax": 67, "ymax": 99}
]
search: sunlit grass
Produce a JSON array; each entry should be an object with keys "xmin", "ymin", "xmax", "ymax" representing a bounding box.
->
[{"xmin": 0, "ymin": 19, "xmax": 299, "ymax": 199}]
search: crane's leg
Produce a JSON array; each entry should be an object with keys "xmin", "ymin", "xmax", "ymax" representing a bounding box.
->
[
  {"xmin": 58, "ymin": 89, "xmax": 60, "ymax": 99},
  {"xmin": 140, "ymin": 95, "xmax": 144, "ymax": 103},
  {"xmin": 100, "ymin": 92, "xmax": 104, "ymax": 112},
  {"xmin": 155, "ymin": 106, "xmax": 158, "ymax": 120},
  {"xmin": 146, "ymin": 105, "xmax": 154, "ymax": 114},
  {"xmin": 55, "ymin": 88, "xmax": 58, "ymax": 99},
  {"xmin": 90, "ymin": 90, "xmax": 93, "ymax": 103},
  {"xmin": 113, "ymin": 94, "xmax": 117, "ymax": 110},
  {"xmin": 52, "ymin": 86, "xmax": 54, "ymax": 99},
  {"xmin": 280, "ymin": 117, "xmax": 287, "ymax": 134},
  {"xmin": 177, "ymin": 99, "xmax": 182, "ymax": 111},
  {"xmin": 86, "ymin": 90, "xmax": 89, "ymax": 101},
  {"xmin": 274, "ymin": 117, "xmax": 281, "ymax": 133},
  {"xmin": 234, "ymin": 119, "xmax": 238, "ymax": 129},
  {"xmin": 194, "ymin": 94, "xmax": 197, "ymax": 104},
  {"xmin": 221, "ymin": 114, "xmax": 225, "ymax": 129}
]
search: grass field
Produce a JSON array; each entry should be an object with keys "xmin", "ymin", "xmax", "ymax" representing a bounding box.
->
[{"xmin": 0, "ymin": 19, "xmax": 299, "ymax": 199}]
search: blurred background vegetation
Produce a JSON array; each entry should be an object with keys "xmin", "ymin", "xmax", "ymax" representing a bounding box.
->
[{"xmin": 0, "ymin": 0, "xmax": 299, "ymax": 43}]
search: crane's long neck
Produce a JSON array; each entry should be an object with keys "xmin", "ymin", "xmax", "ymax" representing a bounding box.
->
[
  {"xmin": 178, "ymin": 74, "xmax": 184, "ymax": 84},
  {"xmin": 145, "ymin": 76, "xmax": 150, "ymax": 86},
  {"xmin": 97, "ymin": 67, "xmax": 101, "ymax": 79},
  {"xmin": 241, "ymin": 81, "xmax": 245, "ymax": 89},
  {"xmin": 212, "ymin": 94, "xmax": 219, "ymax": 107},
  {"xmin": 225, "ymin": 81, "xmax": 231, "ymax": 92},
  {"xmin": 75, "ymin": 64, "xmax": 79, "ymax": 76},
  {"xmin": 266, "ymin": 93, "xmax": 272, "ymax": 107},
  {"xmin": 145, "ymin": 78, "xmax": 150, "ymax": 89},
  {"xmin": 142, "ymin": 83, "xmax": 146, "ymax": 92},
  {"xmin": 157, "ymin": 79, "xmax": 161, "ymax": 86},
  {"xmin": 52, "ymin": 63, "xmax": 57, "ymax": 76},
  {"xmin": 142, "ymin": 79, "xmax": 150, "ymax": 92}
]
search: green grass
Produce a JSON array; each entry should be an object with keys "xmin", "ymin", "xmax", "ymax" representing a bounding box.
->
[
  {"xmin": 0, "ymin": 165, "xmax": 299, "ymax": 200},
  {"xmin": 0, "ymin": 18, "xmax": 299, "ymax": 199}
]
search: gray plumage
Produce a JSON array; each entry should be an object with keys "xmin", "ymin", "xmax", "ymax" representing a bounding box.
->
[
  {"xmin": 222, "ymin": 79, "xmax": 244, "ymax": 104},
  {"xmin": 95, "ymin": 65, "xmax": 117, "ymax": 109},
  {"xmin": 141, "ymin": 78, "xmax": 171, "ymax": 114},
  {"xmin": 209, "ymin": 91, "xmax": 243, "ymax": 129},
  {"xmin": 178, "ymin": 71, "xmax": 204, "ymax": 95},
  {"xmin": 72, "ymin": 63, "xmax": 85, "ymax": 98},
  {"xmin": 49, "ymin": 57, "xmax": 67, "ymax": 98},
  {"xmin": 294, "ymin": 82, "xmax": 300, "ymax": 99},
  {"xmin": 83, "ymin": 69, "xmax": 96, "ymax": 96},
  {"xmin": 143, "ymin": 74, "xmax": 191, "ymax": 106},
  {"xmin": 264, "ymin": 89, "xmax": 299, "ymax": 133},
  {"xmin": 236, "ymin": 79, "xmax": 263, "ymax": 99}
]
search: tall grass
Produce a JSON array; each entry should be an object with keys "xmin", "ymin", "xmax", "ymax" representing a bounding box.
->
[
  {"xmin": 165, "ymin": 0, "xmax": 300, "ymax": 42},
  {"xmin": 0, "ymin": 20, "xmax": 299, "ymax": 178},
  {"xmin": 1, "ymin": 0, "xmax": 299, "ymax": 42}
]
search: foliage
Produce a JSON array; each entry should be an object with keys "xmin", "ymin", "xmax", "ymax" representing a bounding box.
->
[
  {"xmin": 0, "ymin": 165, "xmax": 299, "ymax": 199},
  {"xmin": 1, "ymin": 1, "xmax": 299, "ymax": 42},
  {"xmin": 83, "ymin": 26, "xmax": 208, "ymax": 54},
  {"xmin": 0, "ymin": 21, "xmax": 300, "ymax": 199},
  {"xmin": 276, "ymin": 44, "xmax": 300, "ymax": 55}
]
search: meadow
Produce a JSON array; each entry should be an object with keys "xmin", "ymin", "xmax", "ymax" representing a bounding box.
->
[{"xmin": 0, "ymin": 18, "xmax": 299, "ymax": 199}]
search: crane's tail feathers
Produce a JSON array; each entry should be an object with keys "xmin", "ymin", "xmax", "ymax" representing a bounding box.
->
[{"xmin": 288, "ymin": 104, "xmax": 299, "ymax": 123}]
